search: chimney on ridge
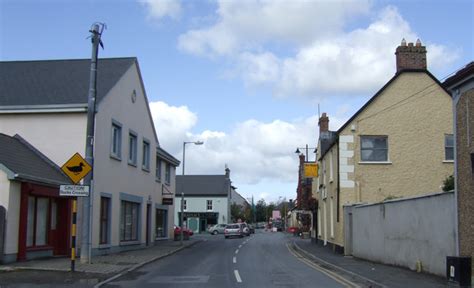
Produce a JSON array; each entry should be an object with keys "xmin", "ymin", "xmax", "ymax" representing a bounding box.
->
[
  {"xmin": 395, "ymin": 38, "xmax": 427, "ymax": 73},
  {"xmin": 319, "ymin": 112, "xmax": 329, "ymax": 134}
]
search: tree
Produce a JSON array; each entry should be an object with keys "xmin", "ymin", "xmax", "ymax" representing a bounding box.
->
[
  {"xmin": 442, "ymin": 175, "xmax": 454, "ymax": 192},
  {"xmin": 230, "ymin": 203, "xmax": 244, "ymax": 222},
  {"xmin": 255, "ymin": 199, "xmax": 267, "ymax": 222}
]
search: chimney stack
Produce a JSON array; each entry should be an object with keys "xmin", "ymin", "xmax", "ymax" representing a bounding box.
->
[
  {"xmin": 319, "ymin": 112, "xmax": 329, "ymax": 134},
  {"xmin": 395, "ymin": 38, "xmax": 427, "ymax": 72}
]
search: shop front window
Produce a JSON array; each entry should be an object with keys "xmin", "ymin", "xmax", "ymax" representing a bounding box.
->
[
  {"xmin": 26, "ymin": 196, "xmax": 50, "ymax": 247},
  {"xmin": 155, "ymin": 209, "xmax": 167, "ymax": 238}
]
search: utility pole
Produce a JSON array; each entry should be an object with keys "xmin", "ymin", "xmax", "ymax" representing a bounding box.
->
[{"xmin": 81, "ymin": 22, "xmax": 105, "ymax": 264}]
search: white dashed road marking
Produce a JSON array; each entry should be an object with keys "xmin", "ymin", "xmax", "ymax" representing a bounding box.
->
[
  {"xmin": 234, "ymin": 270, "xmax": 242, "ymax": 283},
  {"xmin": 233, "ymin": 256, "xmax": 237, "ymax": 264},
  {"xmin": 235, "ymin": 249, "xmax": 239, "ymax": 254}
]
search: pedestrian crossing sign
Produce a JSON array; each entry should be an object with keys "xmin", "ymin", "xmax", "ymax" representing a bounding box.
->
[{"xmin": 61, "ymin": 153, "xmax": 92, "ymax": 184}]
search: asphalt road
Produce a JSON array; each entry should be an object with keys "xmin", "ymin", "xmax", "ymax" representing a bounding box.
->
[{"xmin": 104, "ymin": 230, "xmax": 345, "ymax": 288}]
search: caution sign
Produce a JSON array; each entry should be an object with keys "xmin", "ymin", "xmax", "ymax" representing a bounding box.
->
[
  {"xmin": 61, "ymin": 153, "xmax": 92, "ymax": 184},
  {"xmin": 304, "ymin": 163, "xmax": 318, "ymax": 178}
]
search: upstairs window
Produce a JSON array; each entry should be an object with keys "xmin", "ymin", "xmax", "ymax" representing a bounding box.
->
[
  {"xmin": 156, "ymin": 158, "xmax": 162, "ymax": 181},
  {"xmin": 207, "ymin": 200, "xmax": 213, "ymax": 211},
  {"xmin": 111, "ymin": 122, "xmax": 122, "ymax": 159},
  {"xmin": 445, "ymin": 134, "xmax": 454, "ymax": 161},
  {"xmin": 128, "ymin": 132, "xmax": 137, "ymax": 166},
  {"xmin": 142, "ymin": 140, "xmax": 150, "ymax": 171},
  {"xmin": 361, "ymin": 136, "xmax": 388, "ymax": 162},
  {"xmin": 165, "ymin": 163, "xmax": 171, "ymax": 185}
]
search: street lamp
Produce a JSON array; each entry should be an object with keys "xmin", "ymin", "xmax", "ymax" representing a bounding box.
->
[
  {"xmin": 180, "ymin": 141, "xmax": 204, "ymax": 245},
  {"xmin": 294, "ymin": 144, "xmax": 317, "ymax": 162}
]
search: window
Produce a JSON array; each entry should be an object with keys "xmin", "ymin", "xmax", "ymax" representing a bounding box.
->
[
  {"xmin": 330, "ymin": 197, "xmax": 334, "ymax": 238},
  {"xmin": 128, "ymin": 132, "xmax": 137, "ymax": 166},
  {"xmin": 445, "ymin": 134, "xmax": 454, "ymax": 161},
  {"xmin": 361, "ymin": 136, "xmax": 388, "ymax": 162},
  {"xmin": 142, "ymin": 140, "xmax": 150, "ymax": 171},
  {"xmin": 329, "ymin": 151, "xmax": 333, "ymax": 182},
  {"xmin": 120, "ymin": 201, "xmax": 139, "ymax": 242},
  {"xmin": 156, "ymin": 158, "xmax": 162, "ymax": 181},
  {"xmin": 100, "ymin": 197, "xmax": 110, "ymax": 244},
  {"xmin": 155, "ymin": 209, "xmax": 167, "ymax": 238},
  {"xmin": 111, "ymin": 122, "xmax": 122, "ymax": 159},
  {"xmin": 26, "ymin": 196, "xmax": 49, "ymax": 247},
  {"xmin": 182, "ymin": 199, "xmax": 187, "ymax": 211},
  {"xmin": 207, "ymin": 200, "xmax": 213, "ymax": 211},
  {"xmin": 165, "ymin": 163, "xmax": 171, "ymax": 184}
]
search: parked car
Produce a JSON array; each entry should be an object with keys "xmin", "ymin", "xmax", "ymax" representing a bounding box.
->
[
  {"xmin": 208, "ymin": 224, "xmax": 227, "ymax": 235},
  {"xmin": 287, "ymin": 226, "xmax": 299, "ymax": 235},
  {"xmin": 174, "ymin": 225, "xmax": 193, "ymax": 240},
  {"xmin": 241, "ymin": 223, "xmax": 250, "ymax": 236},
  {"xmin": 248, "ymin": 224, "xmax": 255, "ymax": 234},
  {"xmin": 224, "ymin": 223, "xmax": 244, "ymax": 239}
]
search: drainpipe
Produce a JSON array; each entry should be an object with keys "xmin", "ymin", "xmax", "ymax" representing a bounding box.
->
[{"xmin": 453, "ymin": 89, "xmax": 460, "ymax": 256}]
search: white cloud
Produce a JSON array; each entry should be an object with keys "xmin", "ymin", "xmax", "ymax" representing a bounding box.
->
[
  {"xmin": 149, "ymin": 101, "xmax": 197, "ymax": 153},
  {"xmin": 150, "ymin": 101, "xmax": 324, "ymax": 185},
  {"xmin": 178, "ymin": 0, "xmax": 371, "ymax": 56},
  {"xmin": 139, "ymin": 0, "xmax": 182, "ymax": 20},
  {"xmin": 177, "ymin": 3, "xmax": 460, "ymax": 98}
]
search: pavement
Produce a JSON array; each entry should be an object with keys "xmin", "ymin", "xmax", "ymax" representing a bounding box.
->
[
  {"xmin": 290, "ymin": 235, "xmax": 448, "ymax": 288},
  {"xmin": 0, "ymin": 236, "xmax": 203, "ymax": 287},
  {"xmin": 0, "ymin": 233, "xmax": 452, "ymax": 287}
]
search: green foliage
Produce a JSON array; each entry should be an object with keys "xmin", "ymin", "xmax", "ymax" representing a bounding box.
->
[
  {"xmin": 383, "ymin": 195, "xmax": 399, "ymax": 201},
  {"xmin": 442, "ymin": 175, "xmax": 455, "ymax": 192}
]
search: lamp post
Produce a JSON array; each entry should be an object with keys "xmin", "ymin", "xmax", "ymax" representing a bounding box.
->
[
  {"xmin": 180, "ymin": 141, "xmax": 204, "ymax": 245},
  {"xmin": 294, "ymin": 144, "xmax": 317, "ymax": 162}
]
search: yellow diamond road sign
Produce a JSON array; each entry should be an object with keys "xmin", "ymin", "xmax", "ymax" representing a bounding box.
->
[{"xmin": 61, "ymin": 153, "xmax": 92, "ymax": 184}]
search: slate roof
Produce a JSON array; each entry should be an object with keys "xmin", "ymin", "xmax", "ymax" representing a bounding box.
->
[
  {"xmin": 318, "ymin": 131, "xmax": 338, "ymax": 160},
  {"xmin": 0, "ymin": 58, "xmax": 136, "ymax": 108},
  {"xmin": 443, "ymin": 61, "xmax": 474, "ymax": 89},
  {"xmin": 176, "ymin": 175, "xmax": 230, "ymax": 197},
  {"xmin": 0, "ymin": 133, "xmax": 69, "ymax": 186}
]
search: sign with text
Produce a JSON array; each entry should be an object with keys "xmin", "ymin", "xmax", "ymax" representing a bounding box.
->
[
  {"xmin": 303, "ymin": 163, "xmax": 318, "ymax": 178},
  {"xmin": 61, "ymin": 153, "xmax": 92, "ymax": 184},
  {"xmin": 162, "ymin": 198, "xmax": 173, "ymax": 205},
  {"xmin": 60, "ymin": 185, "xmax": 90, "ymax": 197}
]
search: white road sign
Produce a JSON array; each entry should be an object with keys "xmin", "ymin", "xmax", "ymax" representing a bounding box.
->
[{"xmin": 60, "ymin": 185, "xmax": 90, "ymax": 197}]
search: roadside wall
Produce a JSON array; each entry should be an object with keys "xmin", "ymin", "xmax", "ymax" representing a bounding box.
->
[{"xmin": 345, "ymin": 191, "xmax": 455, "ymax": 276}]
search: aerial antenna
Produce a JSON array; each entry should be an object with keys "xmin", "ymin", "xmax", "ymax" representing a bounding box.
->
[{"xmin": 87, "ymin": 22, "xmax": 107, "ymax": 49}]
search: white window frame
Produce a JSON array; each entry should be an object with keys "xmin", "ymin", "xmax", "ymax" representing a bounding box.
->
[
  {"xmin": 165, "ymin": 163, "xmax": 171, "ymax": 185},
  {"xmin": 128, "ymin": 131, "xmax": 137, "ymax": 166},
  {"xmin": 444, "ymin": 134, "xmax": 454, "ymax": 161},
  {"xmin": 207, "ymin": 200, "xmax": 213, "ymax": 211},
  {"xmin": 360, "ymin": 135, "xmax": 389, "ymax": 162},
  {"xmin": 111, "ymin": 120, "xmax": 122, "ymax": 160},
  {"xmin": 329, "ymin": 151, "xmax": 333, "ymax": 182},
  {"xmin": 142, "ymin": 139, "xmax": 150, "ymax": 171},
  {"xmin": 156, "ymin": 158, "xmax": 162, "ymax": 182}
]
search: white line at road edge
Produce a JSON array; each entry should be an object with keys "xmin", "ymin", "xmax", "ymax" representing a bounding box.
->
[
  {"xmin": 233, "ymin": 256, "xmax": 237, "ymax": 264},
  {"xmin": 234, "ymin": 270, "xmax": 242, "ymax": 283},
  {"xmin": 235, "ymin": 249, "xmax": 239, "ymax": 254}
]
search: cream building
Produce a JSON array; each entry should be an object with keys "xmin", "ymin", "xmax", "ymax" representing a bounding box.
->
[
  {"xmin": 315, "ymin": 40, "xmax": 454, "ymax": 253},
  {"xmin": 0, "ymin": 58, "xmax": 179, "ymax": 259}
]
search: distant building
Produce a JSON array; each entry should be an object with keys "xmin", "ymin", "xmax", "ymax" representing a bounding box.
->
[
  {"xmin": 175, "ymin": 168, "xmax": 236, "ymax": 233},
  {"xmin": 315, "ymin": 40, "xmax": 454, "ymax": 253}
]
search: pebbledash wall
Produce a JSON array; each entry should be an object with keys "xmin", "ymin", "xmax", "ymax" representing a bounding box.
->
[{"xmin": 344, "ymin": 191, "xmax": 455, "ymax": 276}]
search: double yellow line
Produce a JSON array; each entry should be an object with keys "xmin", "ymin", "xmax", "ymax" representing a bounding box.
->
[{"xmin": 286, "ymin": 243, "xmax": 360, "ymax": 288}]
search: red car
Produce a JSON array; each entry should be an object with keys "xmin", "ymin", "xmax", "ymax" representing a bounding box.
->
[
  {"xmin": 287, "ymin": 227, "xmax": 299, "ymax": 234},
  {"xmin": 174, "ymin": 225, "xmax": 193, "ymax": 240}
]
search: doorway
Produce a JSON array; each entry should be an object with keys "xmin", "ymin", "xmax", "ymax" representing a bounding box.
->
[{"xmin": 146, "ymin": 204, "xmax": 151, "ymax": 246}]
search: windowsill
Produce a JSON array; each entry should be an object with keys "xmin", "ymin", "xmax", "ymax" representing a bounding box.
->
[
  {"xmin": 98, "ymin": 243, "xmax": 111, "ymax": 249},
  {"xmin": 358, "ymin": 161, "xmax": 392, "ymax": 165},
  {"xmin": 156, "ymin": 179, "xmax": 162, "ymax": 183},
  {"xmin": 329, "ymin": 179, "xmax": 333, "ymax": 183},
  {"xmin": 128, "ymin": 162, "xmax": 137, "ymax": 167},
  {"xmin": 155, "ymin": 237, "xmax": 169, "ymax": 241},
  {"xmin": 110, "ymin": 154, "xmax": 122, "ymax": 161},
  {"xmin": 142, "ymin": 167, "xmax": 150, "ymax": 173},
  {"xmin": 443, "ymin": 160, "xmax": 454, "ymax": 163},
  {"xmin": 165, "ymin": 182, "xmax": 170, "ymax": 186},
  {"xmin": 119, "ymin": 240, "xmax": 140, "ymax": 246}
]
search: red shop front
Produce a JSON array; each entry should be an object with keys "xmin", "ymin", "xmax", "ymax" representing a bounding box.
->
[{"xmin": 17, "ymin": 182, "xmax": 71, "ymax": 261}]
